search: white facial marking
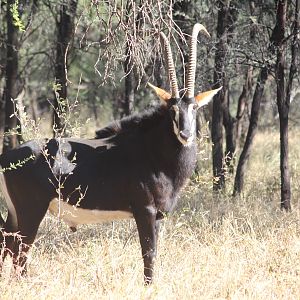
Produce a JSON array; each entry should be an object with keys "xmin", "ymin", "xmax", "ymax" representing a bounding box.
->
[
  {"xmin": 172, "ymin": 105, "xmax": 182, "ymax": 143},
  {"xmin": 188, "ymin": 104, "xmax": 195, "ymax": 124},
  {"xmin": 48, "ymin": 199, "xmax": 133, "ymax": 228},
  {"xmin": 0, "ymin": 171, "xmax": 18, "ymax": 229},
  {"xmin": 172, "ymin": 104, "xmax": 196, "ymax": 147},
  {"xmin": 173, "ymin": 105, "xmax": 179, "ymax": 131}
]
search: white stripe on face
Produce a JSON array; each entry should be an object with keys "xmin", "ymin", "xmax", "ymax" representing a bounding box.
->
[
  {"xmin": 172, "ymin": 104, "xmax": 196, "ymax": 147},
  {"xmin": 173, "ymin": 105, "xmax": 179, "ymax": 127},
  {"xmin": 172, "ymin": 105, "xmax": 180, "ymax": 135},
  {"xmin": 188, "ymin": 104, "xmax": 195, "ymax": 125}
]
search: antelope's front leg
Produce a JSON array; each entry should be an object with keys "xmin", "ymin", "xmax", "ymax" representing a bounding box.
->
[{"xmin": 134, "ymin": 205, "xmax": 157, "ymax": 285}]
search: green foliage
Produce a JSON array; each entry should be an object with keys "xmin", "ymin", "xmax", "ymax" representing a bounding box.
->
[
  {"xmin": 52, "ymin": 82, "xmax": 91, "ymax": 137},
  {"xmin": 10, "ymin": 0, "xmax": 25, "ymax": 32},
  {"xmin": 0, "ymin": 154, "xmax": 35, "ymax": 173}
]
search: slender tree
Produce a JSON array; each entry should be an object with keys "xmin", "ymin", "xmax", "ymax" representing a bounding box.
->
[
  {"xmin": 275, "ymin": 0, "xmax": 299, "ymax": 211},
  {"xmin": 3, "ymin": 0, "xmax": 23, "ymax": 152},
  {"xmin": 235, "ymin": 66, "xmax": 253, "ymax": 147},
  {"xmin": 234, "ymin": 0, "xmax": 256, "ymax": 148},
  {"xmin": 275, "ymin": 0, "xmax": 289, "ymax": 210},
  {"xmin": 212, "ymin": 0, "xmax": 231, "ymax": 190},
  {"xmin": 53, "ymin": 0, "xmax": 77, "ymax": 135},
  {"xmin": 222, "ymin": 1, "xmax": 238, "ymax": 172},
  {"xmin": 121, "ymin": 1, "xmax": 135, "ymax": 117},
  {"xmin": 233, "ymin": 66, "xmax": 269, "ymax": 195},
  {"xmin": 233, "ymin": 0, "xmax": 293, "ymax": 196}
]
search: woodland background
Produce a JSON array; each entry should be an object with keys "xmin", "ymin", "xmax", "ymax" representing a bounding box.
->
[{"xmin": 0, "ymin": 1, "xmax": 300, "ymax": 298}]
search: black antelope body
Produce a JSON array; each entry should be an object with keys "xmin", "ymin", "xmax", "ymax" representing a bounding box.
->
[{"xmin": 0, "ymin": 24, "xmax": 221, "ymax": 284}]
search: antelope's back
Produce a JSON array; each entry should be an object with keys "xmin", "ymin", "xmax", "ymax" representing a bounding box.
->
[
  {"xmin": 0, "ymin": 138, "xmax": 108, "ymax": 205},
  {"xmin": 0, "ymin": 136, "xmax": 144, "ymax": 206}
]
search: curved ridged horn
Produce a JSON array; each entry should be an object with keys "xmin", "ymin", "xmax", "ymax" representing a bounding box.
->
[
  {"xmin": 160, "ymin": 32, "xmax": 180, "ymax": 99},
  {"xmin": 186, "ymin": 24, "xmax": 210, "ymax": 98}
]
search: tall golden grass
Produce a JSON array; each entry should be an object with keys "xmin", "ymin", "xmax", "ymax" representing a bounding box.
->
[{"xmin": 1, "ymin": 129, "xmax": 300, "ymax": 299}]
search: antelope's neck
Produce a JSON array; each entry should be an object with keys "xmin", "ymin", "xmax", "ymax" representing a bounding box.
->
[{"xmin": 148, "ymin": 117, "xmax": 197, "ymax": 188}]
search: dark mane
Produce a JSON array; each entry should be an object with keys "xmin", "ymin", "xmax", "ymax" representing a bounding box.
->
[{"xmin": 95, "ymin": 105, "xmax": 168, "ymax": 146}]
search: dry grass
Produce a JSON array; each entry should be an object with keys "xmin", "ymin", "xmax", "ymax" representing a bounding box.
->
[{"xmin": 1, "ymin": 129, "xmax": 300, "ymax": 299}]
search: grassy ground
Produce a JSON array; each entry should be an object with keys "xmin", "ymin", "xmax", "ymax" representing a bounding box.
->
[{"xmin": 1, "ymin": 129, "xmax": 300, "ymax": 299}]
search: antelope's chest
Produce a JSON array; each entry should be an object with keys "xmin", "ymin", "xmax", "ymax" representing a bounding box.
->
[
  {"xmin": 149, "ymin": 171, "xmax": 188, "ymax": 213},
  {"xmin": 149, "ymin": 148, "xmax": 197, "ymax": 212}
]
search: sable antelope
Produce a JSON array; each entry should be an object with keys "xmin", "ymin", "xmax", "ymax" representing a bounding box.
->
[{"xmin": 0, "ymin": 24, "xmax": 221, "ymax": 284}]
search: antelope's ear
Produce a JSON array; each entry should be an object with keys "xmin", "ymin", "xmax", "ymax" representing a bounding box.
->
[
  {"xmin": 195, "ymin": 86, "xmax": 222, "ymax": 108},
  {"xmin": 148, "ymin": 82, "xmax": 172, "ymax": 104}
]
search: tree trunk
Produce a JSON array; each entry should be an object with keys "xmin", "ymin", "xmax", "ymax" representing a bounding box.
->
[
  {"xmin": 122, "ymin": 40, "xmax": 134, "ymax": 117},
  {"xmin": 3, "ymin": 0, "xmax": 21, "ymax": 152},
  {"xmin": 222, "ymin": 1, "xmax": 239, "ymax": 172},
  {"xmin": 91, "ymin": 99, "xmax": 99, "ymax": 127},
  {"xmin": 235, "ymin": 1, "xmax": 256, "ymax": 147},
  {"xmin": 235, "ymin": 66, "xmax": 253, "ymax": 146},
  {"xmin": 223, "ymin": 83, "xmax": 236, "ymax": 172},
  {"xmin": 120, "ymin": 1, "xmax": 136, "ymax": 117},
  {"xmin": 212, "ymin": 0, "xmax": 229, "ymax": 190},
  {"xmin": 233, "ymin": 67, "xmax": 269, "ymax": 195},
  {"xmin": 233, "ymin": 0, "xmax": 288, "ymax": 196},
  {"xmin": 222, "ymin": 0, "xmax": 255, "ymax": 166},
  {"xmin": 278, "ymin": 108, "xmax": 291, "ymax": 211},
  {"xmin": 283, "ymin": 0, "xmax": 299, "ymax": 210},
  {"xmin": 276, "ymin": 0, "xmax": 290, "ymax": 211},
  {"xmin": 173, "ymin": 0, "xmax": 191, "ymax": 65},
  {"xmin": 275, "ymin": 0, "xmax": 298, "ymax": 211},
  {"xmin": 154, "ymin": 57, "xmax": 163, "ymax": 88},
  {"xmin": 53, "ymin": 0, "xmax": 77, "ymax": 135}
]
